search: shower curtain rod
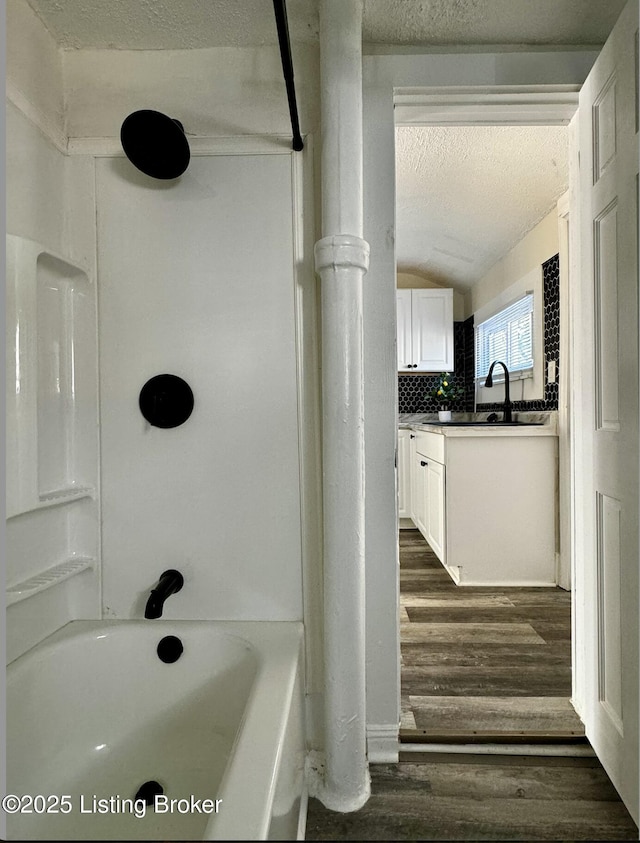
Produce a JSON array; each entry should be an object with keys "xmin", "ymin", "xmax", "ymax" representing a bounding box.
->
[{"xmin": 273, "ymin": 0, "xmax": 304, "ymax": 151}]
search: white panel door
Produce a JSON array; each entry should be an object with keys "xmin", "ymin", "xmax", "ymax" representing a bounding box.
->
[
  {"xmin": 411, "ymin": 288, "xmax": 454, "ymax": 371},
  {"xmin": 576, "ymin": 0, "xmax": 639, "ymax": 823},
  {"xmin": 396, "ymin": 289, "xmax": 414, "ymax": 370}
]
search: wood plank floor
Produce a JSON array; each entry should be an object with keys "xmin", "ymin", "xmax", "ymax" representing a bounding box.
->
[
  {"xmin": 305, "ymin": 530, "xmax": 637, "ymax": 840},
  {"xmin": 305, "ymin": 754, "xmax": 639, "ymax": 840},
  {"xmin": 399, "ymin": 529, "xmax": 583, "ymax": 738}
]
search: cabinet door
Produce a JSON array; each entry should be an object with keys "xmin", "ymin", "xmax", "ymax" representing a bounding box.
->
[
  {"xmin": 397, "ymin": 430, "xmax": 412, "ymax": 520},
  {"xmin": 411, "ymin": 288, "xmax": 454, "ymax": 371},
  {"xmin": 426, "ymin": 459, "xmax": 446, "ymax": 563},
  {"xmin": 413, "ymin": 455, "xmax": 429, "ymax": 541},
  {"xmin": 409, "ymin": 433, "xmax": 419, "ymax": 524},
  {"xmin": 396, "ymin": 290, "xmax": 413, "ymax": 371}
]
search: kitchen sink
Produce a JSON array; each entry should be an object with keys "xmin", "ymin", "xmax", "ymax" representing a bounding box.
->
[{"xmin": 418, "ymin": 421, "xmax": 544, "ymax": 427}]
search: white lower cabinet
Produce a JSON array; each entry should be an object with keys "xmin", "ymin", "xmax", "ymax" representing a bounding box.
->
[
  {"xmin": 399, "ymin": 425, "xmax": 558, "ymax": 586},
  {"xmin": 425, "ymin": 459, "xmax": 445, "ymax": 561},
  {"xmin": 413, "ymin": 452, "xmax": 428, "ymax": 537},
  {"xmin": 397, "ymin": 429, "xmax": 413, "ymax": 520},
  {"xmin": 412, "ymin": 451, "xmax": 446, "ymax": 563}
]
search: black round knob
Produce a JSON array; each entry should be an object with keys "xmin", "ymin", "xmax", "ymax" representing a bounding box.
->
[{"xmin": 139, "ymin": 374, "xmax": 194, "ymax": 428}]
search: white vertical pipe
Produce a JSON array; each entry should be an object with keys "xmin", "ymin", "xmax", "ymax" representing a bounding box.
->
[
  {"xmin": 319, "ymin": 0, "xmax": 364, "ymax": 236},
  {"xmin": 314, "ymin": 0, "xmax": 371, "ymax": 813}
]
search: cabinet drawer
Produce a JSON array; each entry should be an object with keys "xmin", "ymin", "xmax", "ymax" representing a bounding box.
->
[{"xmin": 415, "ymin": 430, "xmax": 445, "ymax": 464}]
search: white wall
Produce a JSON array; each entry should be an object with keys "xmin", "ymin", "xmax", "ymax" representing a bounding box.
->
[
  {"xmin": 63, "ymin": 45, "xmax": 320, "ymax": 141},
  {"xmin": 468, "ymin": 208, "xmax": 559, "ymax": 314},
  {"xmin": 471, "ymin": 208, "xmax": 560, "ymax": 402},
  {"xmin": 363, "ymin": 49, "xmax": 598, "ymax": 758},
  {"xmin": 6, "ymin": 0, "xmax": 65, "ymax": 150},
  {"xmin": 97, "ymin": 153, "xmax": 304, "ymax": 621},
  {"xmin": 6, "ymin": 0, "xmax": 101, "ymax": 664}
]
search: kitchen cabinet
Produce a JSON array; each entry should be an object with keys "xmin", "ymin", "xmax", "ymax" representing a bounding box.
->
[
  {"xmin": 412, "ymin": 431, "xmax": 446, "ymax": 562},
  {"xmin": 397, "ymin": 288, "xmax": 454, "ymax": 372},
  {"xmin": 399, "ymin": 423, "xmax": 558, "ymax": 586},
  {"xmin": 425, "ymin": 458, "xmax": 445, "ymax": 560},
  {"xmin": 397, "ymin": 429, "xmax": 413, "ymax": 520}
]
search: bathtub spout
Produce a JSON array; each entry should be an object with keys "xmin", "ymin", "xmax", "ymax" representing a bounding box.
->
[{"xmin": 144, "ymin": 570, "xmax": 184, "ymax": 619}]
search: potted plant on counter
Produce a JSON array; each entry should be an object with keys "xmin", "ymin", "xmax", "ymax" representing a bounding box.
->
[{"xmin": 429, "ymin": 372, "xmax": 465, "ymax": 421}]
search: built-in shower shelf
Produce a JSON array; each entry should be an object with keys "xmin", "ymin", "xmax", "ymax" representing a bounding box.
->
[
  {"xmin": 6, "ymin": 557, "xmax": 96, "ymax": 606},
  {"xmin": 38, "ymin": 486, "xmax": 95, "ymax": 504}
]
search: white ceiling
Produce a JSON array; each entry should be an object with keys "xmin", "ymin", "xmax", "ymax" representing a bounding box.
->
[
  {"xmin": 395, "ymin": 125, "xmax": 569, "ymax": 290},
  {"xmin": 25, "ymin": 0, "xmax": 626, "ymax": 51}
]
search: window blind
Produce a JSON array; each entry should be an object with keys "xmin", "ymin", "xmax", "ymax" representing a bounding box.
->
[{"xmin": 475, "ymin": 292, "xmax": 534, "ymax": 382}]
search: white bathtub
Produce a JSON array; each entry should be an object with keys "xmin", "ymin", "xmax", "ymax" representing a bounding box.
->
[{"xmin": 6, "ymin": 620, "xmax": 306, "ymax": 841}]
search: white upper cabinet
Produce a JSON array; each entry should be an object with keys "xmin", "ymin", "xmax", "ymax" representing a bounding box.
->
[{"xmin": 397, "ymin": 288, "xmax": 454, "ymax": 371}]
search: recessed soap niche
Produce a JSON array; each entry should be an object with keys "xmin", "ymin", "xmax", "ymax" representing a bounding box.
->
[
  {"xmin": 6, "ymin": 235, "xmax": 98, "ymax": 517},
  {"xmin": 36, "ymin": 252, "xmax": 95, "ymax": 498}
]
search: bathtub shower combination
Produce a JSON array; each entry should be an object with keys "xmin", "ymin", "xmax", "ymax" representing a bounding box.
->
[
  {"xmin": 6, "ymin": 621, "xmax": 306, "ymax": 840},
  {"xmin": 5, "ymin": 122, "xmax": 311, "ymax": 839}
]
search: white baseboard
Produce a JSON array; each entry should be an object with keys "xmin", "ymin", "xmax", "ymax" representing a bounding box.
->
[
  {"xmin": 456, "ymin": 580, "xmax": 558, "ymax": 587},
  {"xmin": 367, "ymin": 724, "xmax": 399, "ymax": 763}
]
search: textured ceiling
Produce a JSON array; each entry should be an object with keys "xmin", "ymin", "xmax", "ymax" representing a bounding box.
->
[
  {"xmin": 395, "ymin": 125, "xmax": 569, "ymax": 290},
  {"xmin": 364, "ymin": 0, "xmax": 626, "ymax": 47},
  {"xmin": 25, "ymin": 0, "xmax": 625, "ymax": 50}
]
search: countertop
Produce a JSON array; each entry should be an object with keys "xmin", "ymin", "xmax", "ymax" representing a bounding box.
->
[{"xmin": 399, "ymin": 412, "xmax": 558, "ymax": 437}]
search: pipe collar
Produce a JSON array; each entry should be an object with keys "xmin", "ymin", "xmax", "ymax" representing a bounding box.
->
[{"xmin": 314, "ymin": 235, "xmax": 370, "ymax": 274}]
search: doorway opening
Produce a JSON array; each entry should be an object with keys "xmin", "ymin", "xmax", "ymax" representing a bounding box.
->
[{"xmin": 394, "ymin": 95, "xmax": 579, "ymax": 742}]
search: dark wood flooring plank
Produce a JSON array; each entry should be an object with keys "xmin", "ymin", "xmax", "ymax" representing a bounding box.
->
[
  {"xmin": 401, "ymin": 594, "xmax": 517, "ymax": 607},
  {"xmin": 401, "ymin": 642, "xmax": 571, "ymax": 668},
  {"xmin": 305, "ymin": 759, "xmax": 637, "ymax": 841},
  {"xmin": 405, "ymin": 605, "xmax": 571, "ymax": 624},
  {"xmin": 400, "ymin": 621, "xmax": 546, "ymax": 645},
  {"xmin": 410, "ymin": 695, "xmax": 584, "ymax": 733},
  {"xmin": 402, "ymin": 665, "xmax": 571, "ymax": 697},
  {"xmin": 528, "ymin": 619, "xmax": 573, "ymax": 641}
]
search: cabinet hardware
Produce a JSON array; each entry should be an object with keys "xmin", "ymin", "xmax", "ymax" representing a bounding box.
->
[
  {"xmin": 410, "ymin": 434, "xmax": 415, "ymax": 439},
  {"xmin": 420, "ymin": 460, "xmax": 427, "ymax": 467}
]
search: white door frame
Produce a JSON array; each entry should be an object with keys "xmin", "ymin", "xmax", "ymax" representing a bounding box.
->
[{"xmin": 362, "ymin": 49, "xmax": 599, "ymax": 763}]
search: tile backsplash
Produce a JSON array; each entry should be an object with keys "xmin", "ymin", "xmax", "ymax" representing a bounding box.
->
[{"xmin": 398, "ymin": 254, "xmax": 560, "ymax": 415}]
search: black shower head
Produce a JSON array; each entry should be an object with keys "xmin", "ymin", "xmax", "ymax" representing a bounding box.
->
[{"xmin": 120, "ymin": 109, "xmax": 190, "ymax": 179}]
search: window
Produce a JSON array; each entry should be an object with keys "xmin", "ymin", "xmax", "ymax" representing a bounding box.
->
[{"xmin": 475, "ymin": 293, "xmax": 534, "ymax": 382}]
